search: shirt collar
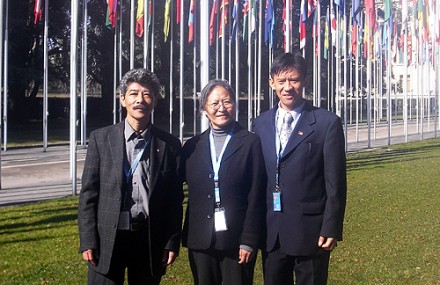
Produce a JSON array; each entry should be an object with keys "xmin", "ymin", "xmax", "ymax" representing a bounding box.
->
[{"xmin": 124, "ymin": 119, "xmax": 150, "ymax": 142}]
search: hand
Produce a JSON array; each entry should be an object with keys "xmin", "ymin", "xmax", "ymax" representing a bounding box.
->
[
  {"xmin": 162, "ymin": 250, "xmax": 177, "ymax": 266},
  {"xmin": 318, "ymin": 236, "xmax": 337, "ymax": 251},
  {"xmin": 238, "ymin": 248, "xmax": 254, "ymax": 264},
  {"xmin": 82, "ymin": 249, "xmax": 97, "ymax": 266}
]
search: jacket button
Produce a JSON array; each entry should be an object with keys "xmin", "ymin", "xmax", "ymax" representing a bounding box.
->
[
  {"xmin": 209, "ymin": 174, "xmax": 214, "ymax": 179},
  {"xmin": 208, "ymin": 193, "xmax": 212, "ymax": 199},
  {"xmin": 281, "ymin": 164, "xmax": 285, "ymax": 168},
  {"xmin": 207, "ymin": 214, "xmax": 212, "ymax": 219}
]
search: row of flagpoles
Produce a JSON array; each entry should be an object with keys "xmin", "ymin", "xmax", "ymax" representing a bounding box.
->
[{"xmin": 0, "ymin": 0, "xmax": 439, "ymax": 192}]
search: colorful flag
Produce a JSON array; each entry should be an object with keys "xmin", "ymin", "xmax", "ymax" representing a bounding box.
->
[
  {"xmin": 324, "ymin": 7, "xmax": 330, "ymax": 59},
  {"xmin": 188, "ymin": 0, "xmax": 195, "ymax": 43},
  {"xmin": 334, "ymin": 0, "xmax": 345, "ymax": 17},
  {"xmin": 307, "ymin": 0, "xmax": 316, "ymax": 18},
  {"xmin": 210, "ymin": 0, "xmax": 218, "ymax": 45},
  {"xmin": 264, "ymin": 0, "xmax": 274, "ymax": 46},
  {"xmin": 299, "ymin": 0, "xmax": 307, "ymax": 49},
  {"xmin": 34, "ymin": 0, "xmax": 43, "ymax": 24},
  {"xmin": 219, "ymin": 0, "xmax": 229, "ymax": 38},
  {"xmin": 107, "ymin": 0, "xmax": 117, "ymax": 28},
  {"xmin": 163, "ymin": 0, "xmax": 171, "ymax": 42},
  {"xmin": 136, "ymin": 0, "xmax": 144, "ymax": 37},
  {"xmin": 352, "ymin": 0, "xmax": 361, "ymax": 23}
]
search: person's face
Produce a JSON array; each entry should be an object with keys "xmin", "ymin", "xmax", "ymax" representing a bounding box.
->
[
  {"xmin": 120, "ymin": 82, "xmax": 157, "ymax": 124},
  {"xmin": 204, "ymin": 86, "xmax": 236, "ymax": 129},
  {"xmin": 269, "ymin": 67, "xmax": 306, "ymax": 111}
]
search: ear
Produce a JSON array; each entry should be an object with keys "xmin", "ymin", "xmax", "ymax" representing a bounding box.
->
[
  {"xmin": 269, "ymin": 77, "xmax": 275, "ymax": 89},
  {"xmin": 120, "ymin": 95, "xmax": 127, "ymax": 107}
]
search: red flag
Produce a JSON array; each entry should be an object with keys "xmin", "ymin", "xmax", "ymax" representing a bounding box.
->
[
  {"xmin": 34, "ymin": 0, "xmax": 43, "ymax": 24},
  {"xmin": 176, "ymin": 0, "xmax": 181, "ymax": 24},
  {"xmin": 107, "ymin": 0, "xmax": 117, "ymax": 28},
  {"xmin": 307, "ymin": 0, "xmax": 316, "ymax": 18},
  {"xmin": 210, "ymin": 0, "xmax": 218, "ymax": 45}
]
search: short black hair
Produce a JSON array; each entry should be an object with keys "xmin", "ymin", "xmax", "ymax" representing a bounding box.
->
[
  {"xmin": 199, "ymin": 79, "xmax": 236, "ymax": 112},
  {"xmin": 270, "ymin": 52, "xmax": 307, "ymax": 80},
  {"xmin": 119, "ymin": 68, "xmax": 161, "ymax": 98}
]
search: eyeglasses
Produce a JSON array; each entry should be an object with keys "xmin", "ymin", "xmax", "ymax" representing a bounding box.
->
[{"xmin": 208, "ymin": 100, "xmax": 234, "ymax": 111}]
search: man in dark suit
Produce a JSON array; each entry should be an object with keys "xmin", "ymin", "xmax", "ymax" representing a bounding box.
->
[
  {"xmin": 253, "ymin": 52, "xmax": 347, "ymax": 285},
  {"xmin": 78, "ymin": 68, "xmax": 183, "ymax": 285}
]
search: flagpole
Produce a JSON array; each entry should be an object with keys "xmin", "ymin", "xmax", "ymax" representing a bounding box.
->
[
  {"xmin": 257, "ymin": 0, "xmax": 262, "ymax": 117},
  {"xmin": 3, "ymin": 0, "xmax": 8, "ymax": 151},
  {"xmin": 387, "ymin": 21, "xmax": 392, "ymax": 145},
  {"xmin": 179, "ymin": 0, "xmax": 184, "ymax": 142},
  {"xmin": 343, "ymin": 8, "xmax": 348, "ymax": 151},
  {"xmin": 113, "ymin": 23, "xmax": 118, "ymax": 124},
  {"xmin": 200, "ymin": 0, "xmax": 209, "ymax": 131},
  {"xmin": 221, "ymin": 0, "xmax": 226, "ymax": 79},
  {"xmin": 192, "ymin": 0, "xmax": 197, "ymax": 135},
  {"xmin": 402, "ymin": 0, "xmax": 408, "ymax": 142},
  {"xmin": 317, "ymin": 2, "xmax": 321, "ymax": 109},
  {"xmin": 247, "ymin": 0, "xmax": 253, "ymax": 131},
  {"xmin": 0, "ymin": 0, "xmax": 4, "ymax": 188},
  {"xmin": 80, "ymin": 0, "xmax": 88, "ymax": 147},
  {"xmin": 146, "ymin": 0, "xmax": 150, "ymax": 69},
  {"xmin": 235, "ymin": 0, "xmax": 240, "ymax": 121},
  {"xmin": 130, "ymin": 0, "xmax": 135, "ymax": 69},
  {"xmin": 169, "ymin": 1, "xmax": 174, "ymax": 134},
  {"xmin": 285, "ymin": 0, "xmax": 290, "ymax": 52},
  {"xmin": 70, "ymin": 0, "xmax": 79, "ymax": 195}
]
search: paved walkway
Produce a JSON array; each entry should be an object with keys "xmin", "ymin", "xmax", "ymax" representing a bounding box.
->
[{"xmin": 0, "ymin": 120, "xmax": 438, "ymax": 207}]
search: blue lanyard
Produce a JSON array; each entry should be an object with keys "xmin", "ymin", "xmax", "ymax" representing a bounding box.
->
[
  {"xmin": 125, "ymin": 138, "xmax": 150, "ymax": 182},
  {"xmin": 209, "ymin": 130, "xmax": 232, "ymax": 205}
]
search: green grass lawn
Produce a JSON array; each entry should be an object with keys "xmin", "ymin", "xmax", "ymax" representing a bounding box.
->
[{"xmin": 1, "ymin": 138, "xmax": 440, "ymax": 284}]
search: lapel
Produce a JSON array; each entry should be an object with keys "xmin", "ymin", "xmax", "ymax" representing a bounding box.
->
[
  {"xmin": 220, "ymin": 122, "xmax": 245, "ymax": 164},
  {"xmin": 108, "ymin": 122, "xmax": 126, "ymax": 191},
  {"xmin": 148, "ymin": 125, "xmax": 165, "ymax": 192},
  {"xmin": 281, "ymin": 102, "xmax": 316, "ymax": 159},
  {"xmin": 259, "ymin": 108, "xmax": 278, "ymax": 160}
]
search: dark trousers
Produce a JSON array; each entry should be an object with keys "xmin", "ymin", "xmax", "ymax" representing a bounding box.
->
[
  {"xmin": 262, "ymin": 245, "xmax": 330, "ymax": 285},
  {"xmin": 87, "ymin": 228, "xmax": 162, "ymax": 285},
  {"xmin": 189, "ymin": 248, "xmax": 256, "ymax": 285}
]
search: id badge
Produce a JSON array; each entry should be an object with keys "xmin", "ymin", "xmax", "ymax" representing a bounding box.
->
[
  {"xmin": 214, "ymin": 208, "xmax": 228, "ymax": 232},
  {"xmin": 273, "ymin": 192, "xmax": 282, "ymax": 212},
  {"xmin": 118, "ymin": 211, "xmax": 130, "ymax": 230}
]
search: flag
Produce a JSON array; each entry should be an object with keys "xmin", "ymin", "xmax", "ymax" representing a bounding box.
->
[
  {"xmin": 219, "ymin": 0, "xmax": 229, "ymax": 38},
  {"xmin": 34, "ymin": 0, "xmax": 43, "ymax": 24},
  {"xmin": 264, "ymin": 0, "xmax": 274, "ymax": 46},
  {"xmin": 307, "ymin": 0, "xmax": 316, "ymax": 18},
  {"xmin": 299, "ymin": 0, "xmax": 307, "ymax": 49},
  {"xmin": 384, "ymin": 0, "xmax": 392, "ymax": 22},
  {"xmin": 210, "ymin": 0, "xmax": 218, "ymax": 45},
  {"xmin": 312, "ymin": 5, "xmax": 319, "ymax": 55},
  {"xmin": 136, "ymin": 0, "xmax": 144, "ymax": 37},
  {"xmin": 324, "ymin": 7, "xmax": 330, "ymax": 59},
  {"xmin": 352, "ymin": 0, "xmax": 361, "ymax": 23},
  {"xmin": 242, "ymin": 0, "xmax": 256, "ymax": 40},
  {"xmin": 188, "ymin": 0, "xmax": 195, "ymax": 43},
  {"xmin": 231, "ymin": 0, "xmax": 239, "ymax": 40},
  {"xmin": 163, "ymin": 0, "xmax": 171, "ymax": 42},
  {"xmin": 107, "ymin": 0, "xmax": 117, "ymax": 28},
  {"xmin": 176, "ymin": 0, "xmax": 181, "ymax": 24},
  {"xmin": 330, "ymin": 4, "xmax": 337, "ymax": 47},
  {"xmin": 334, "ymin": 0, "xmax": 345, "ymax": 17}
]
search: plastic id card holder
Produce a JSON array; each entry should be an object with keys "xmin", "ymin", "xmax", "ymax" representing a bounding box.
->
[
  {"xmin": 118, "ymin": 211, "xmax": 130, "ymax": 230},
  {"xmin": 273, "ymin": 192, "xmax": 282, "ymax": 212},
  {"xmin": 214, "ymin": 207, "xmax": 228, "ymax": 232}
]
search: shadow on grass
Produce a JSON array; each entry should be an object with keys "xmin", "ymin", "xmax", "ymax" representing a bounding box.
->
[
  {"xmin": 347, "ymin": 141, "xmax": 440, "ymax": 171},
  {"xmin": 0, "ymin": 213, "xmax": 77, "ymax": 237}
]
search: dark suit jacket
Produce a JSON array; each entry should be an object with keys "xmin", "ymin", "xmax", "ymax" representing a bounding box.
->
[
  {"xmin": 78, "ymin": 121, "xmax": 183, "ymax": 276},
  {"xmin": 253, "ymin": 102, "xmax": 347, "ymax": 256},
  {"xmin": 182, "ymin": 122, "xmax": 266, "ymax": 251}
]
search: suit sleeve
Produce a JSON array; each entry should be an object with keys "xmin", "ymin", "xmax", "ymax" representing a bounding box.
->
[
  {"xmin": 240, "ymin": 137, "xmax": 267, "ymax": 249},
  {"xmin": 78, "ymin": 131, "xmax": 101, "ymax": 252},
  {"xmin": 321, "ymin": 115, "xmax": 347, "ymax": 240}
]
